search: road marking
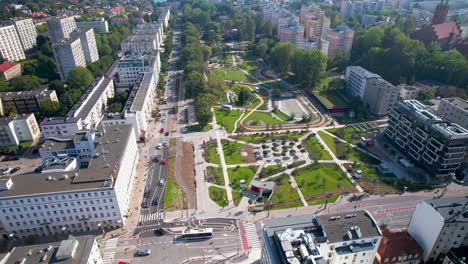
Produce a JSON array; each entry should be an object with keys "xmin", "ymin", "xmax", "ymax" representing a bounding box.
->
[
  {"xmin": 371, "ymin": 206, "xmax": 416, "ymax": 215},
  {"xmin": 139, "ymin": 213, "xmax": 159, "ymax": 222},
  {"xmin": 104, "ymin": 238, "xmax": 118, "ymax": 249},
  {"xmin": 243, "ymin": 222, "xmax": 261, "ymax": 249},
  {"xmin": 102, "ymin": 252, "xmax": 115, "ymax": 264}
]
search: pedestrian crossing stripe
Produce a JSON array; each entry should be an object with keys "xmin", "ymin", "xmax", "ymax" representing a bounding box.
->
[
  {"xmin": 102, "ymin": 252, "xmax": 115, "ymax": 264},
  {"xmin": 104, "ymin": 238, "xmax": 118, "ymax": 249},
  {"xmin": 139, "ymin": 213, "xmax": 160, "ymax": 222},
  {"xmin": 244, "ymin": 222, "xmax": 261, "ymax": 249}
]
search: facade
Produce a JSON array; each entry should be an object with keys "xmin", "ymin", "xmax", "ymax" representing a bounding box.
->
[
  {"xmin": 0, "ymin": 235, "xmax": 103, "ymax": 264},
  {"xmin": 362, "ymin": 77, "xmax": 399, "ymax": 116},
  {"xmin": 340, "ymin": 0, "xmax": 385, "ymax": 18},
  {"xmin": 408, "ymin": 197, "xmax": 468, "ymax": 263},
  {"xmin": 121, "ymin": 34, "xmax": 158, "ymax": 55},
  {"xmin": 376, "ymin": 230, "xmax": 423, "ymax": 264},
  {"xmin": 443, "ymin": 247, "xmax": 468, "ymax": 264},
  {"xmin": 52, "ymin": 38, "xmax": 87, "ymax": 81},
  {"xmin": 12, "ymin": 18, "xmax": 37, "ymax": 50},
  {"xmin": 0, "ymin": 113, "xmax": 40, "ymax": 146},
  {"xmin": 0, "ymin": 62, "xmax": 21, "ymax": 81},
  {"xmin": 76, "ymin": 17, "xmax": 109, "ymax": 33},
  {"xmin": 70, "ymin": 29, "xmax": 99, "ymax": 63},
  {"xmin": 0, "ymin": 25, "xmax": 26, "ymax": 62},
  {"xmin": 297, "ymin": 38, "xmax": 329, "ymax": 55},
  {"xmin": 158, "ymin": 8, "xmax": 171, "ymax": 28},
  {"xmin": 411, "ymin": 21, "xmax": 461, "ymax": 51},
  {"xmin": 326, "ymin": 25, "xmax": 354, "ymax": 58},
  {"xmin": 398, "ymin": 84, "xmax": 422, "ymax": 100},
  {"xmin": 385, "ymin": 100, "xmax": 468, "ymax": 179},
  {"xmin": 114, "ymin": 54, "xmax": 160, "ymax": 88},
  {"xmin": 0, "ymin": 89, "xmax": 58, "ymax": 114},
  {"xmin": 47, "ymin": 16, "xmax": 77, "ymax": 42},
  {"xmin": 41, "ymin": 77, "xmax": 114, "ymax": 137},
  {"xmin": 0, "ymin": 125, "xmax": 139, "ymax": 238},
  {"xmin": 437, "ymin": 98, "xmax": 468, "ymax": 129},
  {"xmin": 345, "ymin": 66, "xmax": 381, "ymax": 98},
  {"xmin": 262, "ymin": 210, "xmax": 382, "ymax": 264}
]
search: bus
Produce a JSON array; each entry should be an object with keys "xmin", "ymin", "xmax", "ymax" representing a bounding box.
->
[{"xmin": 176, "ymin": 228, "xmax": 213, "ymax": 241}]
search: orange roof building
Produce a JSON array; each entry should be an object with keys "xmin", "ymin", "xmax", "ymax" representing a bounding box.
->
[{"xmin": 377, "ymin": 230, "xmax": 424, "ymax": 264}]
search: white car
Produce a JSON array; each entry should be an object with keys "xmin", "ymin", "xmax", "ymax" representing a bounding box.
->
[
  {"xmin": 163, "ymin": 142, "xmax": 168, "ymax": 146},
  {"xmin": 156, "ymin": 143, "xmax": 163, "ymax": 150}
]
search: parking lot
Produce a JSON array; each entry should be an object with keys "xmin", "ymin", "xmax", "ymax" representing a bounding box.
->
[{"xmin": 0, "ymin": 152, "xmax": 42, "ymax": 177}]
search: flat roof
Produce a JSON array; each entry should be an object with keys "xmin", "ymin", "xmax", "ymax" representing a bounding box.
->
[
  {"xmin": 425, "ymin": 196, "xmax": 468, "ymax": 223},
  {"xmin": 40, "ymin": 132, "xmax": 88, "ymax": 152},
  {"xmin": 443, "ymin": 97, "xmax": 468, "ymax": 110},
  {"xmin": 0, "ymin": 114, "xmax": 33, "ymax": 126},
  {"xmin": 347, "ymin": 66, "xmax": 381, "ymax": 79},
  {"xmin": 67, "ymin": 77, "xmax": 113, "ymax": 120},
  {"xmin": 0, "ymin": 89, "xmax": 55, "ymax": 99},
  {"xmin": 0, "ymin": 125, "xmax": 133, "ymax": 198},
  {"xmin": 129, "ymin": 72, "xmax": 154, "ymax": 112}
]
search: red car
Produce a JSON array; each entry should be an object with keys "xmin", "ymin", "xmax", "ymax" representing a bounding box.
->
[
  {"xmin": 1, "ymin": 157, "xmax": 17, "ymax": 162},
  {"xmin": 161, "ymin": 158, "xmax": 167, "ymax": 165},
  {"xmin": 160, "ymin": 127, "xmax": 165, "ymax": 133}
]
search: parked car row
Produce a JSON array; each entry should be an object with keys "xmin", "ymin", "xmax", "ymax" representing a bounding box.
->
[
  {"xmin": 1, "ymin": 157, "xmax": 19, "ymax": 162},
  {"xmin": 0, "ymin": 167, "xmax": 20, "ymax": 175}
]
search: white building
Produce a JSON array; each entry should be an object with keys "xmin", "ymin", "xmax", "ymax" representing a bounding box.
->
[
  {"xmin": 0, "ymin": 113, "xmax": 40, "ymax": 146},
  {"xmin": 121, "ymin": 34, "xmax": 158, "ymax": 55},
  {"xmin": 114, "ymin": 54, "xmax": 160, "ymax": 88},
  {"xmin": 297, "ymin": 38, "xmax": 329, "ymax": 55},
  {"xmin": 52, "ymin": 38, "xmax": 87, "ymax": 81},
  {"xmin": 262, "ymin": 210, "xmax": 382, "ymax": 264},
  {"xmin": 408, "ymin": 197, "xmax": 468, "ymax": 263},
  {"xmin": 77, "ymin": 17, "xmax": 109, "ymax": 33},
  {"xmin": 398, "ymin": 84, "xmax": 422, "ymax": 100},
  {"xmin": 40, "ymin": 132, "xmax": 98, "ymax": 166},
  {"xmin": 41, "ymin": 77, "xmax": 114, "ymax": 137},
  {"xmin": 0, "ymin": 235, "xmax": 103, "ymax": 264},
  {"xmin": 345, "ymin": 66, "xmax": 381, "ymax": 98},
  {"xmin": 0, "ymin": 25, "xmax": 26, "ymax": 62},
  {"xmin": 47, "ymin": 16, "xmax": 77, "ymax": 42},
  {"xmin": 71, "ymin": 29, "xmax": 99, "ymax": 63},
  {"xmin": 158, "ymin": 8, "xmax": 170, "ymax": 28},
  {"xmin": 0, "ymin": 125, "xmax": 138, "ymax": 238},
  {"xmin": 12, "ymin": 18, "xmax": 37, "ymax": 50},
  {"xmin": 437, "ymin": 98, "xmax": 468, "ymax": 129}
]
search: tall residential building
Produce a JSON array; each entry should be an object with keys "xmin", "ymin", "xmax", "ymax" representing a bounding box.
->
[
  {"xmin": 52, "ymin": 38, "xmax": 86, "ymax": 81},
  {"xmin": 0, "ymin": 125, "xmax": 138, "ymax": 238},
  {"xmin": 12, "ymin": 18, "xmax": 37, "ymax": 50},
  {"xmin": 437, "ymin": 98, "xmax": 468, "ymax": 129},
  {"xmin": 114, "ymin": 54, "xmax": 161, "ymax": 88},
  {"xmin": 385, "ymin": 100, "xmax": 468, "ymax": 179},
  {"xmin": 70, "ymin": 29, "xmax": 99, "ymax": 63},
  {"xmin": 340, "ymin": 0, "xmax": 385, "ymax": 18},
  {"xmin": 345, "ymin": 66, "xmax": 381, "ymax": 98},
  {"xmin": 262, "ymin": 210, "xmax": 382, "ymax": 264},
  {"xmin": 432, "ymin": 0, "xmax": 449, "ymax": 24},
  {"xmin": 326, "ymin": 25, "xmax": 354, "ymax": 58},
  {"xmin": 76, "ymin": 17, "xmax": 109, "ymax": 33},
  {"xmin": 47, "ymin": 16, "xmax": 77, "ymax": 42},
  {"xmin": 0, "ymin": 25, "xmax": 26, "ymax": 62},
  {"xmin": 362, "ymin": 78, "xmax": 399, "ymax": 116},
  {"xmin": 398, "ymin": 84, "xmax": 422, "ymax": 100},
  {"xmin": 408, "ymin": 197, "xmax": 468, "ymax": 263},
  {"xmin": 121, "ymin": 34, "xmax": 158, "ymax": 55},
  {"xmin": 0, "ymin": 89, "xmax": 58, "ymax": 114},
  {"xmin": 0, "ymin": 113, "xmax": 40, "ymax": 146}
]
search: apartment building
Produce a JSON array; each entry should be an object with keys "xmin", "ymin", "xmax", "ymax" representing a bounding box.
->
[
  {"xmin": 0, "ymin": 113, "xmax": 40, "ymax": 146},
  {"xmin": 135, "ymin": 22, "xmax": 164, "ymax": 40},
  {"xmin": 132, "ymin": 27, "xmax": 161, "ymax": 48},
  {"xmin": 408, "ymin": 197, "xmax": 468, "ymax": 263},
  {"xmin": 340, "ymin": 0, "xmax": 385, "ymax": 18},
  {"xmin": 376, "ymin": 230, "xmax": 423, "ymax": 264},
  {"xmin": 52, "ymin": 38, "xmax": 87, "ymax": 81},
  {"xmin": 345, "ymin": 66, "xmax": 382, "ymax": 97},
  {"xmin": 121, "ymin": 35, "xmax": 158, "ymax": 55},
  {"xmin": 398, "ymin": 84, "xmax": 422, "ymax": 100},
  {"xmin": 300, "ymin": 4, "xmax": 330, "ymax": 40},
  {"xmin": 279, "ymin": 22, "xmax": 304, "ymax": 45},
  {"xmin": 47, "ymin": 16, "xmax": 77, "ymax": 42},
  {"xmin": 0, "ymin": 62, "xmax": 21, "ymax": 81},
  {"xmin": 363, "ymin": 77, "xmax": 399, "ymax": 116},
  {"xmin": 262, "ymin": 210, "xmax": 382, "ymax": 264},
  {"xmin": 385, "ymin": 100, "xmax": 468, "ymax": 179},
  {"xmin": 41, "ymin": 77, "xmax": 114, "ymax": 137},
  {"xmin": 0, "ymin": 25, "xmax": 26, "ymax": 62},
  {"xmin": 437, "ymin": 98, "xmax": 468, "ymax": 129},
  {"xmin": 114, "ymin": 54, "xmax": 160, "ymax": 88},
  {"xmin": 0, "ymin": 125, "xmax": 138, "ymax": 238},
  {"xmin": 443, "ymin": 247, "xmax": 468, "ymax": 264},
  {"xmin": 70, "ymin": 29, "xmax": 99, "ymax": 63},
  {"xmin": 11, "ymin": 18, "xmax": 37, "ymax": 51},
  {"xmin": 0, "ymin": 235, "xmax": 103, "ymax": 264},
  {"xmin": 77, "ymin": 17, "xmax": 109, "ymax": 33},
  {"xmin": 158, "ymin": 8, "xmax": 170, "ymax": 28},
  {"xmin": 326, "ymin": 25, "xmax": 354, "ymax": 58},
  {"xmin": 0, "ymin": 89, "xmax": 58, "ymax": 114},
  {"xmin": 297, "ymin": 38, "xmax": 329, "ymax": 55}
]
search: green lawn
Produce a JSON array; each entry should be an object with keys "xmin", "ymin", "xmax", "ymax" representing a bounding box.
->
[
  {"xmin": 233, "ymin": 191, "xmax": 243, "ymax": 205},
  {"xmin": 293, "ymin": 163, "xmax": 352, "ymax": 197},
  {"xmin": 185, "ymin": 124, "xmax": 212, "ymax": 132},
  {"xmin": 204, "ymin": 140, "xmax": 221, "ymax": 165},
  {"xmin": 270, "ymin": 175, "xmax": 301, "ymax": 204},
  {"xmin": 208, "ymin": 186, "xmax": 229, "ymax": 207},
  {"xmin": 271, "ymin": 201, "xmax": 304, "ymax": 210},
  {"xmin": 222, "ymin": 139, "xmax": 253, "ymax": 165},
  {"xmin": 313, "ymin": 89, "xmax": 349, "ymax": 109},
  {"xmin": 326, "ymin": 126, "xmax": 367, "ymax": 145},
  {"xmin": 0, "ymin": 141, "xmax": 33, "ymax": 155},
  {"xmin": 214, "ymin": 108, "xmax": 243, "ymax": 133},
  {"xmin": 212, "ymin": 67, "xmax": 249, "ymax": 81},
  {"xmin": 259, "ymin": 165, "xmax": 287, "ymax": 178},
  {"xmin": 272, "ymin": 108, "xmax": 291, "ymax": 121},
  {"xmin": 245, "ymin": 111, "xmax": 286, "ymax": 125},
  {"xmin": 165, "ymin": 151, "xmax": 187, "ymax": 211},
  {"xmin": 307, "ymin": 195, "xmax": 339, "ymax": 205},
  {"xmin": 318, "ymin": 131, "xmax": 379, "ymax": 164},
  {"xmin": 303, "ymin": 136, "xmax": 333, "ymax": 160},
  {"xmin": 236, "ymin": 133, "xmax": 304, "ymax": 144},
  {"xmin": 227, "ymin": 166, "xmax": 258, "ymax": 190},
  {"xmin": 207, "ymin": 166, "xmax": 224, "ymax": 186},
  {"xmin": 241, "ymin": 59, "xmax": 258, "ymax": 71}
]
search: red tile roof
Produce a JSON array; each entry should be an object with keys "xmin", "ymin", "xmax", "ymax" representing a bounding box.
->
[
  {"xmin": 432, "ymin": 21, "xmax": 461, "ymax": 40},
  {"xmin": 377, "ymin": 230, "xmax": 423, "ymax": 264},
  {"xmin": 0, "ymin": 62, "xmax": 19, "ymax": 73}
]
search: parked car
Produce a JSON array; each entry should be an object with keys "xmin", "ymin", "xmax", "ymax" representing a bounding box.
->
[
  {"xmin": 156, "ymin": 143, "xmax": 162, "ymax": 150},
  {"xmin": 135, "ymin": 249, "xmax": 151, "ymax": 256},
  {"xmin": 159, "ymin": 179, "xmax": 165, "ymax": 186},
  {"xmin": 2, "ymin": 168, "xmax": 13, "ymax": 174},
  {"xmin": 163, "ymin": 142, "xmax": 168, "ymax": 146},
  {"xmin": 160, "ymin": 128, "xmax": 165, "ymax": 133},
  {"xmin": 164, "ymin": 132, "xmax": 169, "ymax": 136},
  {"xmin": 142, "ymin": 200, "xmax": 150, "ymax": 208},
  {"xmin": 2, "ymin": 157, "xmax": 13, "ymax": 162},
  {"xmin": 161, "ymin": 158, "xmax": 167, "ymax": 165},
  {"xmin": 10, "ymin": 167, "xmax": 20, "ymax": 173}
]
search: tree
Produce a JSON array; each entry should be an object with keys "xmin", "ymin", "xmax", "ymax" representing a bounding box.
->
[
  {"xmin": 3, "ymin": 105, "xmax": 17, "ymax": 117},
  {"xmin": 67, "ymin": 67, "xmax": 94, "ymax": 90},
  {"xmin": 237, "ymin": 86, "xmax": 251, "ymax": 106},
  {"xmin": 10, "ymin": 75, "xmax": 43, "ymax": 91},
  {"xmin": 263, "ymin": 21, "xmax": 273, "ymax": 36},
  {"xmin": 416, "ymin": 88, "xmax": 435, "ymax": 104},
  {"xmin": 255, "ymin": 42, "xmax": 268, "ymax": 58},
  {"xmin": 106, "ymin": 103, "xmax": 122, "ymax": 113},
  {"xmin": 40, "ymin": 42, "xmax": 53, "ymax": 57},
  {"xmin": 194, "ymin": 96, "xmax": 213, "ymax": 127},
  {"xmin": 270, "ymin": 42, "xmax": 295, "ymax": 73},
  {"xmin": 39, "ymin": 100, "xmax": 66, "ymax": 117},
  {"xmin": 184, "ymin": 71, "xmax": 207, "ymax": 98},
  {"xmin": 49, "ymin": 80, "xmax": 65, "ymax": 96}
]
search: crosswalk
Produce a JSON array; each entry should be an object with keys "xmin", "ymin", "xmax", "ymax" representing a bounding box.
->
[
  {"xmin": 104, "ymin": 238, "xmax": 118, "ymax": 249},
  {"xmin": 102, "ymin": 252, "xmax": 115, "ymax": 264},
  {"xmin": 244, "ymin": 222, "xmax": 261, "ymax": 249},
  {"xmin": 139, "ymin": 213, "xmax": 160, "ymax": 222}
]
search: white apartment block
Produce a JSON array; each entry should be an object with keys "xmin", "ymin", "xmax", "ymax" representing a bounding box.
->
[
  {"xmin": 40, "ymin": 132, "xmax": 97, "ymax": 166},
  {"xmin": 71, "ymin": 29, "xmax": 99, "ymax": 63},
  {"xmin": 12, "ymin": 18, "xmax": 37, "ymax": 50},
  {"xmin": 132, "ymin": 27, "xmax": 161, "ymax": 48},
  {"xmin": 0, "ymin": 113, "xmax": 40, "ymax": 146},
  {"xmin": 77, "ymin": 17, "xmax": 109, "ymax": 33},
  {"xmin": 345, "ymin": 66, "xmax": 381, "ymax": 98},
  {"xmin": 52, "ymin": 38, "xmax": 86, "ymax": 81},
  {"xmin": 398, "ymin": 84, "xmax": 422, "ymax": 100},
  {"xmin": 41, "ymin": 77, "xmax": 114, "ymax": 137},
  {"xmin": 135, "ymin": 22, "xmax": 164, "ymax": 40},
  {"xmin": 408, "ymin": 197, "xmax": 468, "ymax": 263},
  {"xmin": 47, "ymin": 16, "xmax": 77, "ymax": 42},
  {"xmin": 363, "ymin": 78, "xmax": 399, "ymax": 116},
  {"xmin": 121, "ymin": 35, "xmax": 158, "ymax": 55},
  {"xmin": 437, "ymin": 98, "xmax": 468, "ymax": 129},
  {"xmin": 0, "ymin": 235, "xmax": 104, "ymax": 264},
  {"xmin": 0, "ymin": 125, "xmax": 138, "ymax": 238},
  {"xmin": 114, "ymin": 54, "xmax": 160, "ymax": 88},
  {"xmin": 0, "ymin": 25, "xmax": 26, "ymax": 62},
  {"xmin": 158, "ymin": 8, "xmax": 170, "ymax": 28}
]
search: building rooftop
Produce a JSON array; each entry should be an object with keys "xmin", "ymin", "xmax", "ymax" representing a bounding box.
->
[
  {"xmin": 0, "ymin": 125, "xmax": 133, "ymax": 198},
  {"xmin": 0, "ymin": 62, "xmax": 19, "ymax": 72},
  {"xmin": 347, "ymin": 66, "xmax": 381, "ymax": 79},
  {"xmin": 250, "ymin": 180, "xmax": 275, "ymax": 191},
  {"xmin": 0, "ymin": 89, "xmax": 55, "ymax": 99},
  {"xmin": 1, "ymin": 235, "xmax": 95, "ymax": 264},
  {"xmin": 41, "ymin": 116, "xmax": 80, "ymax": 125},
  {"xmin": 378, "ymin": 230, "xmax": 423, "ymax": 259},
  {"xmin": 442, "ymin": 97, "xmax": 468, "ymax": 110},
  {"xmin": 126, "ymin": 72, "xmax": 154, "ymax": 112},
  {"xmin": 425, "ymin": 196, "xmax": 468, "ymax": 223},
  {"xmin": 0, "ymin": 114, "xmax": 33, "ymax": 126}
]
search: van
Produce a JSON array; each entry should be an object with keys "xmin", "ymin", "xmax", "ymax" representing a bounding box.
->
[{"xmin": 159, "ymin": 179, "xmax": 165, "ymax": 186}]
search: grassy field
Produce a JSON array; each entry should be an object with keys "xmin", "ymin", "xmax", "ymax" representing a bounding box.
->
[
  {"xmin": 293, "ymin": 163, "xmax": 351, "ymax": 197},
  {"xmin": 0, "ymin": 141, "xmax": 32, "ymax": 155},
  {"xmin": 214, "ymin": 108, "xmax": 243, "ymax": 133},
  {"xmin": 165, "ymin": 151, "xmax": 188, "ymax": 211},
  {"xmin": 303, "ymin": 135, "xmax": 333, "ymax": 160},
  {"xmin": 307, "ymin": 195, "xmax": 339, "ymax": 205},
  {"xmin": 241, "ymin": 59, "xmax": 258, "ymax": 71},
  {"xmin": 259, "ymin": 165, "xmax": 287, "ymax": 178},
  {"xmin": 272, "ymin": 108, "xmax": 291, "ymax": 121},
  {"xmin": 227, "ymin": 166, "xmax": 258, "ymax": 190},
  {"xmin": 222, "ymin": 139, "xmax": 252, "ymax": 165},
  {"xmin": 245, "ymin": 111, "xmax": 286, "ymax": 126},
  {"xmin": 208, "ymin": 186, "xmax": 229, "ymax": 207},
  {"xmin": 236, "ymin": 133, "xmax": 304, "ymax": 144},
  {"xmin": 313, "ymin": 89, "xmax": 349, "ymax": 108},
  {"xmin": 271, "ymin": 201, "xmax": 304, "ymax": 210},
  {"xmin": 212, "ymin": 67, "xmax": 249, "ymax": 81},
  {"xmin": 231, "ymin": 84, "xmax": 262, "ymax": 109},
  {"xmin": 270, "ymin": 175, "xmax": 301, "ymax": 204},
  {"xmin": 233, "ymin": 191, "xmax": 243, "ymax": 205},
  {"xmin": 204, "ymin": 140, "xmax": 221, "ymax": 165},
  {"xmin": 207, "ymin": 166, "xmax": 224, "ymax": 186}
]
